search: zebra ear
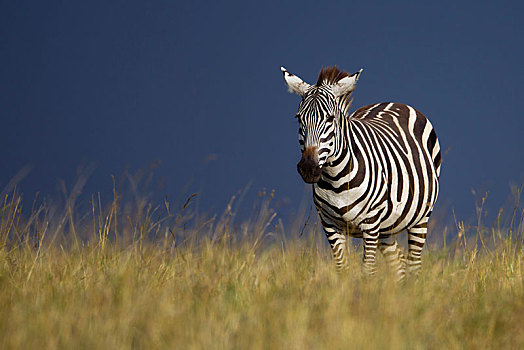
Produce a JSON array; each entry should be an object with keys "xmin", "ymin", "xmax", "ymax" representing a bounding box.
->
[
  {"xmin": 332, "ymin": 69, "xmax": 363, "ymax": 98},
  {"xmin": 281, "ymin": 67, "xmax": 310, "ymax": 96}
]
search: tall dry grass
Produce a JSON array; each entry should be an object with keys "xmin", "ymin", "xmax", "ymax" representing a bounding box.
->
[{"xmin": 0, "ymin": 182, "xmax": 523, "ymax": 349}]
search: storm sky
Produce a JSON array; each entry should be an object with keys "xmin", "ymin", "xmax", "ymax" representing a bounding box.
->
[{"xmin": 1, "ymin": 1, "xmax": 523, "ymax": 223}]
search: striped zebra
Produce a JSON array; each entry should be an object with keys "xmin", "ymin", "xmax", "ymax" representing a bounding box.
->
[{"xmin": 281, "ymin": 66, "xmax": 441, "ymax": 281}]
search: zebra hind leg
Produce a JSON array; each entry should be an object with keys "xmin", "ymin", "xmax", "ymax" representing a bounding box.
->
[
  {"xmin": 378, "ymin": 236, "xmax": 406, "ymax": 283},
  {"xmin": 407, "ymin": 214, "xmax": 430, "ymax": 276}
]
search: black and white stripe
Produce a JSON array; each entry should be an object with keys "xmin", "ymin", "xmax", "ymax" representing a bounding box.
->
[{"xmin": 282, "ymin": 66, "xmax": 441, "ymax": 280}]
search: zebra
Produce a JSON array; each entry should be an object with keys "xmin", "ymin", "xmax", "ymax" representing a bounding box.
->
[{"xmin": 281, "ymin": 66, "xmax": 441, "ymax": 281}]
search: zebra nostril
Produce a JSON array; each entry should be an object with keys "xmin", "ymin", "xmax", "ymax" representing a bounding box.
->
[{"xmin": 297, "ymin": 157, "xmax": 321, "ymax": 184}]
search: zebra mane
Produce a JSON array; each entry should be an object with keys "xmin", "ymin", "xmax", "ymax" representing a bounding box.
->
[
  {"xmin": 317, "ymin": 66, "xmax": 354, "ymax": 115},
  {"xmin": 316, "ymin": 66, "xmax": 351, "ymax": 85}
]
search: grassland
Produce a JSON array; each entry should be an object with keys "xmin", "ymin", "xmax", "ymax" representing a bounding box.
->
[{"xmin": 0, "ymin": 187, "xmax": 523, "ymax": 349}]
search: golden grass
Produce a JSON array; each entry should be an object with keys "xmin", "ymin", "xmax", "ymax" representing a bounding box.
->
[{"xmin": 0, "ymin": 189, "xmax": 523, "ymax": 349}]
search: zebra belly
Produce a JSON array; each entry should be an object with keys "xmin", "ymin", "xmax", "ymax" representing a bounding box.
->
[{"xmin": 313, "ymin": 184, "xmax": 428, "ymax": 237}]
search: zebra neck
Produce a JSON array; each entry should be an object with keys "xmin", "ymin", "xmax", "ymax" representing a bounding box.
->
[
  {"xmin": 321, "ymin": 119, "xmax": 357, "ymax": 185},
  {"xmin": 326, "ymin": 115, "xmax": 351, "ymax": 166}
]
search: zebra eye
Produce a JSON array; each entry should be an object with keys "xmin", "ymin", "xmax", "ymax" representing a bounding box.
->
[
  {"xmin": 295, "ymin": 114, "xmax": 300, "ymax": 119},
  {"xmin": 326, "ymin": 115, "xmax": 335, "ymax": 122}
]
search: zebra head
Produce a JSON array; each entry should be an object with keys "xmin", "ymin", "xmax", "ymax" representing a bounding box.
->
[{"xmin": 281, "ymin": 66, "xmax": 362, "ymax": 183}]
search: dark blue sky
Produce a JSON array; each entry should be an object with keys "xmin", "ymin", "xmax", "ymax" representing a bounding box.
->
[{"xmin": 1, "ymin": 1, "xmax": 523, "ymax": 222}]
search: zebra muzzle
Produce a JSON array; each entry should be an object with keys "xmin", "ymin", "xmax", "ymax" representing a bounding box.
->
[{"xmin": 297, "ymin": 147, "xmax": 322, "ymax": 183}]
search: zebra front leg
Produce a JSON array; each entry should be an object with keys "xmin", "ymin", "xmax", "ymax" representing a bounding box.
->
[
  {"xmin": 378, "ymin": 236, "xmax": 407, "ymax": 282},
  {"xmin": 322, "ymin": 223, "xmax": 349, "ymax": 271},
  {"xmin": 360, "ymin": 211, "xmax": 386, "ymax": 277},
  {"xmin": 361, "ymin": 230, "xmax": 380, "ymax": 277},
  {"xmin": 407, "ymin": 214, "xmax": 429, "ymax": 276}
]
